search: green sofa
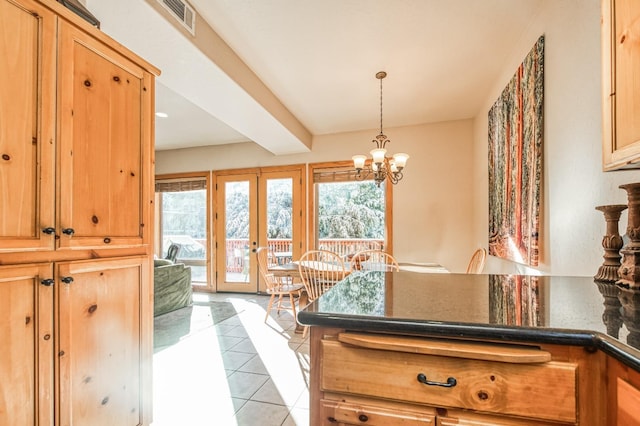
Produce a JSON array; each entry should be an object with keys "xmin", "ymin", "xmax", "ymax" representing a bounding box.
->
[{"xmin": 153, "ymin": 259, "xmax": 193, "ymax": 316}]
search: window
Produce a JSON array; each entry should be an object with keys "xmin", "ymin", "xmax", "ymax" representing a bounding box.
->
[
  {"xmin": 309, "ymin": 161, "xmax": 392, "ymax": 256},
  {"xmin": 155, "ymin": 174, "xmax": 210, "ymax": 289}
]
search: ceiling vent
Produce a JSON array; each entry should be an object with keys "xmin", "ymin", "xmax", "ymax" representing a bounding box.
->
[{"xmin": 157, "ymin": 0, "xmax": 196, "ymax": 35}]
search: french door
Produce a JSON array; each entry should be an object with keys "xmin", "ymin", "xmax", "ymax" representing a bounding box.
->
[{"xmin": 214, "ymin": 166, "xmax": 304, "ymax": 293}]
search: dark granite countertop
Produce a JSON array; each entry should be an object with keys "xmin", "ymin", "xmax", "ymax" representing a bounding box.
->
[{"xmin": 297, "ymin": 271, "xmax": 640, "ymax": 370}]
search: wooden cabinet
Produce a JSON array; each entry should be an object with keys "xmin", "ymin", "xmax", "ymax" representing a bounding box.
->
[
  {"xmin": 607, "ymin": 356, "xmax": 640, "ymax": 425},
  {"xmin": 57, "ymin": 257, "xmax": 150, "ymax": 426},
  {"xmin": 0, "ymin": 264, "xmax": 54, "ymax": 426},
  {"xmin": 311, "ymin": 329, "xmax": 606, "ymax": 426},
  {"xmin": 0, "ymin": 0, "xmax": 158, "ymax": 424},
  {"xmin": 601, "ymin": 0, "xmax": 640, "ymax": 170},
  {"xmin": 0, "ymin": 0, "xmax": 56, "ymax": 252},
  {"xmin": 0, "ymin": 0, "xmax": 153, "ymax": 252},
  {"xmin": 320, "ymin": 398, "xmax": 436, "ymax": 425},
  {"xmin": 56, "ymin": 22, "xmax": 153, "ymax": 250},
  {"xmin": 616, "ymin": 379, "xmax": 640, "ymax": 426}
]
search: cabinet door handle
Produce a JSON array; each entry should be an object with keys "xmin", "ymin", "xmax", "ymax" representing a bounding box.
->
[
  {"xmin": 62, "ymin": 228, "xmax": 75, "ymax": 235},
  {"xmin": 41, "ymin": 279, "xmax": 55, "ymax": 286},
  {"xmin": 417, "ymin": 373, "xmax": 457, "ymax": 388},
  {"xmin": 42, "ymin": 227, "xmax": 56, "ymax": 235},
  {"xmin": 61, "ymin": 276, "xmax": 74, "ymax": 284}
]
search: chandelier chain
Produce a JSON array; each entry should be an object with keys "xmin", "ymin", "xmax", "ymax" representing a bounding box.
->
[{"xmin": 379, "ymin": 74, "xmax": 383, "ymax": 136}]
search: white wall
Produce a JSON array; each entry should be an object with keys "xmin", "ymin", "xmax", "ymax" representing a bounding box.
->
[
  {"xmin": 158, "ymin": 0, "xmax": 640, "ymax": 277},
  {"xmin": 473, "ymin": 0, "xmax": 640, "ymax": 276},
  {"xmin": 156, "ymin": 120, "xmax": 476, "ymax": 272}
]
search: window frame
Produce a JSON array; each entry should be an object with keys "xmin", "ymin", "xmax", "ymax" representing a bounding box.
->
[{"xmin": 307, "ymin": 160, "xmax": 393, "ymax": 254}]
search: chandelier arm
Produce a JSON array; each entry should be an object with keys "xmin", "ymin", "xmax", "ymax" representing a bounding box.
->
[{"xmin": 355, "ymin": 168, "xmax": 370, "ymax": 181}]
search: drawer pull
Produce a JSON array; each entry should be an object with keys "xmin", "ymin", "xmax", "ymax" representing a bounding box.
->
[
  {"xmin": 417, "ymin": 373, "xmax": 457, "ymax": 388},
  {"xmin": 358, "ymin": 414, "xmax": 369, "ymax": 422}
]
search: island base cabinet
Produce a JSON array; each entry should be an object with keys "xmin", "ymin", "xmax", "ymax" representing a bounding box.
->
[
  {"xmin": 57, "ymin": 257, "xmax": 150, "ymax": 426},
  {"xmin": 311, "ymin": 329, "xmax": 606, "ymax": 426},
  {"xmin": 608, "ymin": 356, "xmax": 640, "ymax": 425},
  {"xmin": 616, "ymin": 379, "xmax": 640, "ymax": 426}
]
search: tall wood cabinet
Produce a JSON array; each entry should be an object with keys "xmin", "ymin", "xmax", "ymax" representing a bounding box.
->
[
  {"xmin": 0, "ymin": 0, "xmax": 159, "ymax": 424},
  {"xmin": 601, "ymin": 0, "xmax": 640, "ymax": 170}
]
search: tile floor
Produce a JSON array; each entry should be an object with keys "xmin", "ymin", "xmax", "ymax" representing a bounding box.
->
[{"xmin": 151, "ymin": 292, "xmax": 310, "ymax": 426}]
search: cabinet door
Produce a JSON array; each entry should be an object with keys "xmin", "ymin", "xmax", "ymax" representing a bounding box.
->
[
  {"xmin": 56, "ymin": 257, "xmax": 151, "ymax": 426},
  {"xmin": 0, "ymin": 263, "xmax": 54, "ymax": 426},
  {"xmin": 602, "ymin": 0, "xmax": 640, "ymax": 170},
  {"xmin": 0, "ymin": 0, "xmax": 56, "ymax": 252},
  {"xmin": 321, "ymin": 399, "xmax": 436, "ymax": 425},
  {"xmin": 57, "ymin": 22, "xmax": 153, "ymax": 250},
  {"xmin": 617, "ymin": 378, "xmax": 640, "ymax": 426}
]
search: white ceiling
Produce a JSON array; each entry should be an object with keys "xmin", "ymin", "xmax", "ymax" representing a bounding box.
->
[{"xmin": 84, "ymin": 0, "xmax": 544, "ymax": 153}]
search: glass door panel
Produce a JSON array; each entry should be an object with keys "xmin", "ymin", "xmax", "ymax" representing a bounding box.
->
[
  {"xmin": 160, "ymin": 189, "xmax": 208, "ymax": 287},
  {"xmin": 258, "ymin": 169, "xmax": 303, "ymax": 292},
  {"xmin": 215, "ymin": 173, "xmax": 258, "ymax": 292}
]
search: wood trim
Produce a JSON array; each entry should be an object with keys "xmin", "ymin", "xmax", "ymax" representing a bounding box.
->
[
  {"xmin": 154, "ymin": 171, "xmax": 214, "ymax": 292},
  {"xmin": 155, "ymin": 171, "xmax": 210, "ymax": 180},
  {"xmin": 307, "ymin": 160, "xmax": 393, "ymax": 254},
  {"xmin": 338, "ymin": 332, "xmax": 552, "ymax": 363},
  {"xmin": 213, "ymin": 165, "xmax": 305, "ymax": 293}
]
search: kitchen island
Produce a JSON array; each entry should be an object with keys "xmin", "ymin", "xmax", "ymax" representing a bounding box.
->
[{"xmin": 297, "ymin": 271, "xmax": 640, "ymax": 425}]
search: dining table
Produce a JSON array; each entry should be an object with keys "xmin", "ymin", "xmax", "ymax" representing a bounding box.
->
[
  {"xmin": 273, "ymin": 251, "xmax": 293, "ymax": 265},
  {"xmin": 268, "ymin": 260, "xmax": 352, "ymax": 333},
  {"xmin": 268, "ymin": 260, "xmax": 301, "ymax": 280}
]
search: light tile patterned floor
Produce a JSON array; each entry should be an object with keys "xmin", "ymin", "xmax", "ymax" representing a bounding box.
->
[{"xmin": 152, "ymin": 292, "xmax": 309, "ymax": 426}]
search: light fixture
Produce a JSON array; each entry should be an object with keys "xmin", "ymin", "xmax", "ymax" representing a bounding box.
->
[{"xmin": 353, "ymin": 71, "xmax": 409, "ymax": 187}]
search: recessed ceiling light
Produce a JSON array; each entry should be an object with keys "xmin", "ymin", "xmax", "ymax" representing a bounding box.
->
[{"xmin": 155, "ymin": 112, "xmax": 168, "ymax": 118}]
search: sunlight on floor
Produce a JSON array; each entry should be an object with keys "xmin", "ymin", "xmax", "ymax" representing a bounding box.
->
[
  {"xmin": 152, "ymin": 293, "xmax": 309, "ymax": 426},
  {"xmin": 233, "ymin": 298, "xmax": 310, "ymax": 408}
]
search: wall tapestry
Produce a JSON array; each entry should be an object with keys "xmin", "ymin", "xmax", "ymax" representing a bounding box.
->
[{"xmin": 488, "ymin": 35, "xmax": 544, "ymax": 266}]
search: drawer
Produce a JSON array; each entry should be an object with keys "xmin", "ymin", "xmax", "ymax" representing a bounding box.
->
[
  {"xmin": 321, "ymin": 337, "xmax": 577, "ymax": 423},
  {"xmin": 320, "ymin": 399, "xmax": 436, "ymax": 425}
]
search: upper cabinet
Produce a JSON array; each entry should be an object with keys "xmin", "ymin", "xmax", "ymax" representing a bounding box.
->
[
  {"xmin": 0, "ymin": 0, "xmax": 156, "ymax": 253},
  {"xmin": 0, "ymin": 0, "xmax": 56, "ymax": 251},
  {"xmin": 57, "ymin": 22, "xmax": 154, "ymax": 250},
  {"xmin": 602, "ymin": 0, "xmax": 640, "ymax": 171}
]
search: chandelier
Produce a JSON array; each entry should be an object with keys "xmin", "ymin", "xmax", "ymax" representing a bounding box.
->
[{"xmin": 352, "ymin": 71, "xmax": 409, "ymax": 187}]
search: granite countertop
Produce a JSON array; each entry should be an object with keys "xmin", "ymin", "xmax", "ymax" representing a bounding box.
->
[{"xmin": 297, "ymin": 271, "xmax": 640, "ymax": 370}]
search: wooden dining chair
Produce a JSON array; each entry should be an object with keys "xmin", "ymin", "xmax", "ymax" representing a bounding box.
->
[
  {"xmin": 256, "ymin": 247, "xmax": 304, "ymax": 323},
  {"xmin": 350, "ymin": 249, "xmax": 399, "ymax": 272},
  {"xmin": 298, "ymin": 249, "xmax": 347, "ymax": 336},
  {"xmin": 466, "ymin": 248, "xmax": 487, "ymax": 274}
]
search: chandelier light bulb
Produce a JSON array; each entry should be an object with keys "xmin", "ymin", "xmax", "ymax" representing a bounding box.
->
[
  {"xmin": 370, "ymin": 148, "xmax": 387, "ymax": 164},
  {"xmin": 352, "ymin": 155, "xmax": 367, "ymax": 170},
  {"xmin": 392, "ymin": 153, "xmax": 409, "ymax": 169}
]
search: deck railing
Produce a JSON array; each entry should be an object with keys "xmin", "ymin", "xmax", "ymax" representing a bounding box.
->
[{"xmin": 224, "ymin": 238, "xmax": 384, "ymax": 272}]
